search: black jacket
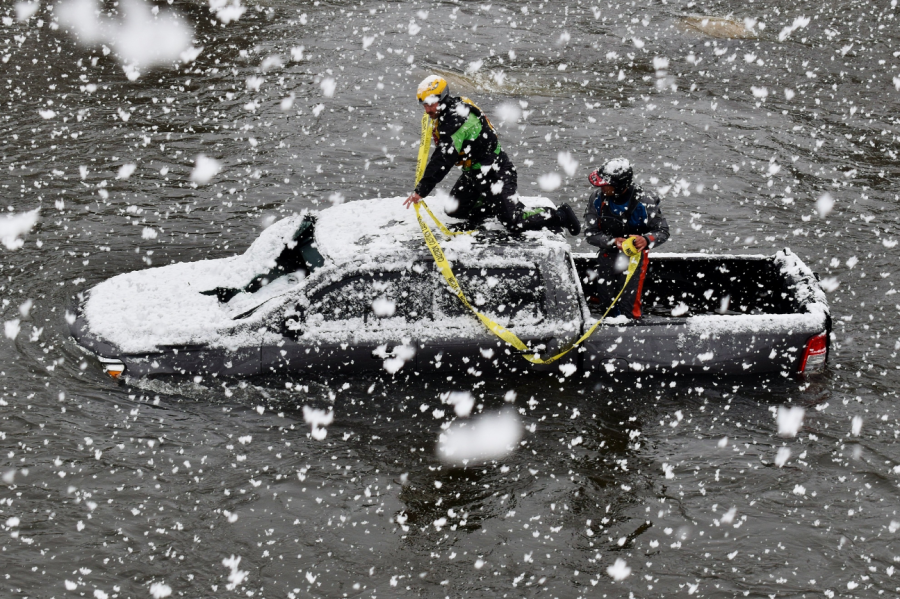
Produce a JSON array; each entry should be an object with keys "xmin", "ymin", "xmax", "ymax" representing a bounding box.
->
[
  {"xmin": 414, "ymin": 96, "xmax": 502, "ymax": 198},
  {"xmin": 582, "ymin": 186, "xmax": 670, "ymax": 250}
]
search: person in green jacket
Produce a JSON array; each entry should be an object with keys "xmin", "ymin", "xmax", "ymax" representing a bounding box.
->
[{"xmin": 404, "ymin": 76, "xmax": 580, "ymax": 235}]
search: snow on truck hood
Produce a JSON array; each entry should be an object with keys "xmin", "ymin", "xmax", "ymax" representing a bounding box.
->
[
  {"xmin": 82, "ymin": 213, "xmax": 307, "ymax": 353},
  {"xmin": 82, "ymin": 196, "xmax": 562, "ymax": 353}
]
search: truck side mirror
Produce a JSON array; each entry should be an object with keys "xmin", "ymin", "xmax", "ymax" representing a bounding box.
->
[{"xmin": 283, "ymin": 304, "xmax": 306, "ymax": 339}]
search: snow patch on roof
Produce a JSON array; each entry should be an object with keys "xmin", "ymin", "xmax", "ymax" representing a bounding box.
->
[{"xmin": 314, "ymin": 196, "xmax": 563, "ymax": 265}]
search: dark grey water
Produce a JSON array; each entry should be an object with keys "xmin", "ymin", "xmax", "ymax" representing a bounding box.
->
[{"xmin": 2, "ymin": 0, "xmax": 900, "ymax": 597}]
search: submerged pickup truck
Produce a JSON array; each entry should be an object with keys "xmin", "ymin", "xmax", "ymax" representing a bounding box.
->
[{"xmin": 69, "ymin": 197, "xmax": 830, "ymax": 380}]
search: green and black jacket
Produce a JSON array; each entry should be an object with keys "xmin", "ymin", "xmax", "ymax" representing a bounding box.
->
[{"xmin": 414, "ymin": 96, "xmax": 503, "ymax": 198}]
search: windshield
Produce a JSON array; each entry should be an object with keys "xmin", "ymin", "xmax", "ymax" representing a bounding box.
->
[
  {"xmin": 202, "ymin": 215, "xmax": 324, "ymax": 303},
  {"xmin": 286, "ymin": 216, "xmax": 324, "ymax": 272}
]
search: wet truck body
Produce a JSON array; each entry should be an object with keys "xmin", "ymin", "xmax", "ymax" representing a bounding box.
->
[{"xmin": 69, "ymin": 198, "xmax": 830, "ymax": 380}]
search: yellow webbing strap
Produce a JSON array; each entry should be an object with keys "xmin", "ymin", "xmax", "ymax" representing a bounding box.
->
[
  {"xmin": 414, "ymin": 202, "xmax": 641, "ymax": 365},
  {"xmin": 421, "ymin": 199, "xmax": 474, "ymax": 238},
  {"xmin": 415, "ymin": 113, "xmax": 432, "ymax": 185}
]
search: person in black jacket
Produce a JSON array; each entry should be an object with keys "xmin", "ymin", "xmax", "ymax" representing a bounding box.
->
[
  {"xmin": 582, "ymin": 158, "xmax": 669, "ymax": 319},
  {"xmin": 404, "ymin": 76, "xmax": 580, "ymax": 235}
]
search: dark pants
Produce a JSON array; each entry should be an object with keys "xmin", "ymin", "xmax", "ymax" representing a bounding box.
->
[
  {"xmin": 447, "ymin": 151, "xmax": 557, "ymax": 232},
  {"xmin": 594, "ymin": 250, "xmax": 650, "ymax": 319}
]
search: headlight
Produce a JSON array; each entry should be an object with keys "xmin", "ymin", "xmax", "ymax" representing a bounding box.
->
[{"xmin": 97, "ymin": 356, "xmax": 125, "ymax": 379}]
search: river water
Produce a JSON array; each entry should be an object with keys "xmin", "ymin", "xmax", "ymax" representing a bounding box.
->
[{"xmin": 2, "ymin": 0, "xmax": 899, "ymax": 597}]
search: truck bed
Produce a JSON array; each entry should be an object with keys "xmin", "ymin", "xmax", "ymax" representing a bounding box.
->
[
  {"xmin": 570, "ymin": 251, "xmax": 830, "ymax": 375},
  {"xmin": 574, "ymin": 252, "xmax": 800, "ymax": 317}
]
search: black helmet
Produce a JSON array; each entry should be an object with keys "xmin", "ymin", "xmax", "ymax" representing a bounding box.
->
[{"xmin": 589, "ymin": 158, "xmax": 633, "ymax": 192}]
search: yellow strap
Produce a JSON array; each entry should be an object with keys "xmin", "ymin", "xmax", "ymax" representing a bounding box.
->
[
  {"xmin": 414, "ymin": 202, "xmax": 640, "ymax": 365},
  {"xmin": 415, "ymin": 113, "xmax": 432, "ymax": 186},
  {"xmin": 421, "ymin": 201, "xmax": 475, "ymax": 237}
]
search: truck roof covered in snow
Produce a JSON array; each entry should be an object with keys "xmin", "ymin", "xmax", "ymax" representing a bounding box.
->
[{"xmin": 314, "ymin": 196, "xmax": 568, "ymax": 265}]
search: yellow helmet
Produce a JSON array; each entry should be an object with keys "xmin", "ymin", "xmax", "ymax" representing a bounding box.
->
[{"xmin": 416, "ymin": 75, "xmax": 449, "ymax": 104}]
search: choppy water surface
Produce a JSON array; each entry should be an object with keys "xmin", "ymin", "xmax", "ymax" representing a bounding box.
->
[{"xmin": 2, "ymin": 0, "xmax": 900, "ymax": 597}]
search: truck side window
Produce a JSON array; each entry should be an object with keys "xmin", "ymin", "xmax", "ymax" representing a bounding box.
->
[
  {"xmin": 308, "ymin": 275, "xmax": 370, "ymax": 321},
  {"xmin": 371, "ymin": 270, "xmax": 432, "ymax": 321},
  {"xmin": 437, "ymin": 267, "xmax": 544, "ymax": 322},
  {"xmin": 306, "ymin": 268, "xmax": 432, "ymax": 323}
]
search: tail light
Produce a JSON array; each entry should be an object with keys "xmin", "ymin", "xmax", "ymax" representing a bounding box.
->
[{"xmin": 798, "ymin": 332, "xmax": 827, "ymax": 373}]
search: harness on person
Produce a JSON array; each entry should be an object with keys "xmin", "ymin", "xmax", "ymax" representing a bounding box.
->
[
  {"xmin": 413, "ymin": 114, "xmax": 640, "ymax": 365},
  {"xmin": 596, "ymin": 194, "xmax": 643, "ymax": 239}
]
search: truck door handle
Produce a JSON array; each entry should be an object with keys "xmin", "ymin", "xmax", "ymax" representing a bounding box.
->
[
  {"xmin": 372, "ymin": 344, "xmax": 416, "ymax": 361},
  {"xmin": 372, "ymin": 344, "xmax": 394, "ymax": 359}
]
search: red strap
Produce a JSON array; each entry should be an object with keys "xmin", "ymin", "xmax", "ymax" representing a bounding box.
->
[{"xmin": 631, "ymin": 251, "xmax": 650, "ymax": 319}]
